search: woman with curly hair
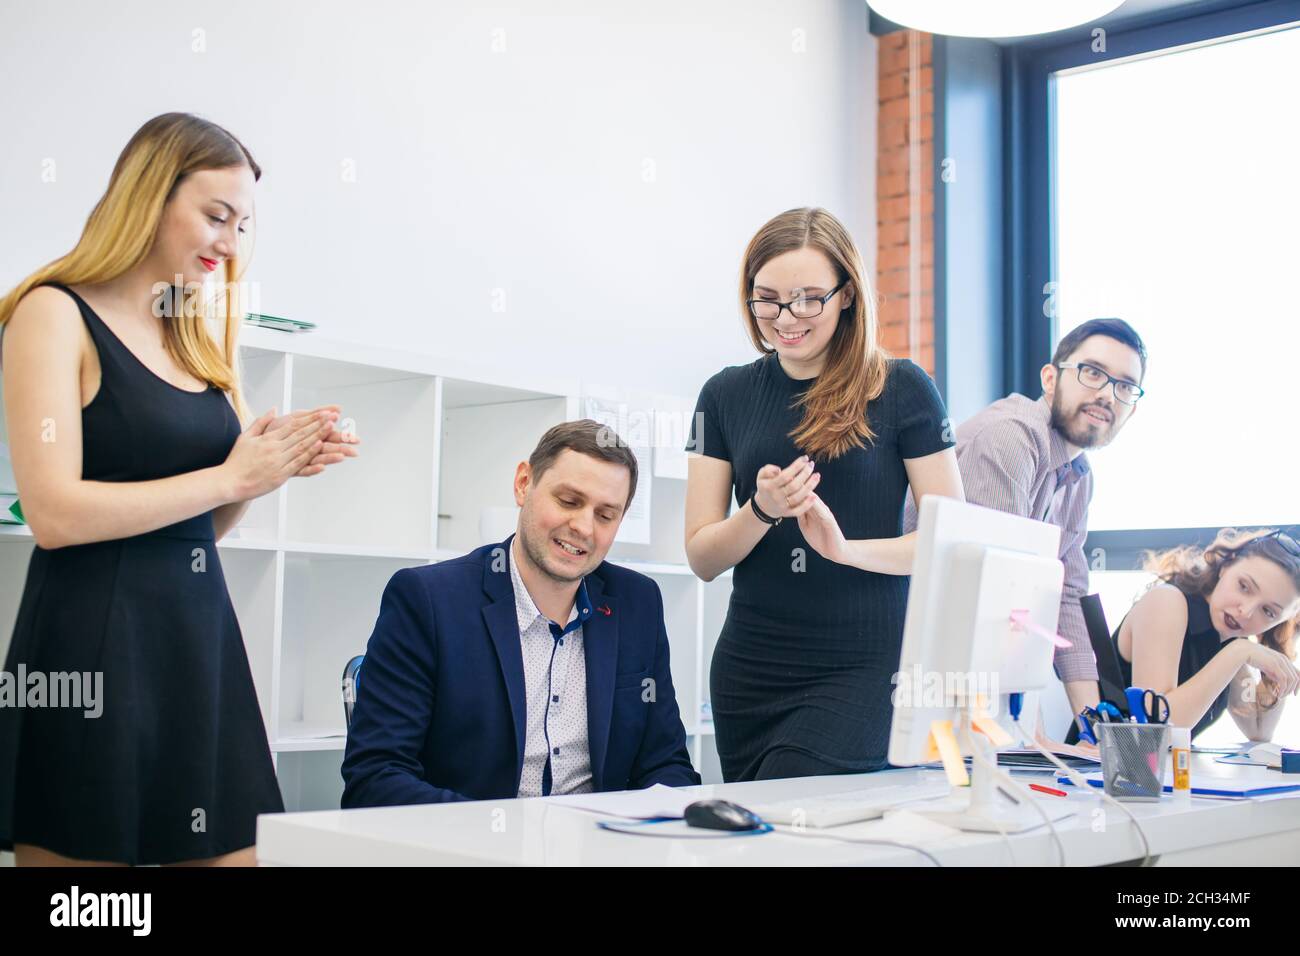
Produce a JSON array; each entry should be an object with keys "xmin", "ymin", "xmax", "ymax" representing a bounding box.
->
[{"xmin": 1113, "ymin": 528, "xmax": 1300, "ymax": 740}]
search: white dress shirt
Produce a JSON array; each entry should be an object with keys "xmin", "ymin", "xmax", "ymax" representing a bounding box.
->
[{"xmin": 509, "ymin": 543, "xmax": 594, "ymax": 798}]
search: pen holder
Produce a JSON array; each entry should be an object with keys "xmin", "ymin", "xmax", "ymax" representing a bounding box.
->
[{"xmin": 1097, "ymin": 723, "xmax": 1170, "ymax": 802}]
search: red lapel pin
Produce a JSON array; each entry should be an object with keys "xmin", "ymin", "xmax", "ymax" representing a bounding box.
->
[{"xmin": 597, "ymin": 604, "xmax": 612, "ymax": 616}]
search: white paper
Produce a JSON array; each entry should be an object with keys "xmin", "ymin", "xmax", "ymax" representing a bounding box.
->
[
  {"xmin": 650, "ymin": 393, "xmax": 695, "ymax": 481},
  {"xmin": 583, "ymin": 388, "xmax": 651, "ymax": 545},
  {"xmin": 0, "ymin": 442, "xmax": 16, "ymax": 495},
  {"xmin": 545, "ymin": 783, "xmax": 696, "ymax": 819}
]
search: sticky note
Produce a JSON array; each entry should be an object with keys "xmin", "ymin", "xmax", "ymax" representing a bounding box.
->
[{"xmin": 930, "ymin": 720, "xmax": 969, "ymax": 787}]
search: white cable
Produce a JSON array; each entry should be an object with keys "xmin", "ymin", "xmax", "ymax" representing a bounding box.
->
[
  {"xmin": 1012, "ymin": 717, "xmax": 1153, "ymax": 865},
  {"xmin": 966, "ymin": 772, "xmax": 1020, "ymax": 867},
  {"xmin": 773, "ymin": 825, "xmax": 943, "ymax": 867},
  {"xmin": 593, "ymin": 816, "xmax": 945, "ymax": 866},
  {"xmin": 969, "ymin": 743, "xmax": 1065, "ymax": 866},
  {"xmin": 954, "ymin": 723, "xmax": 1020, "ymax": 866}
]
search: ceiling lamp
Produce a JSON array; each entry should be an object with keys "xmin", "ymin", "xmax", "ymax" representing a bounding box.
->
[{"xmin": 869, "ymin": 0, "xmax": 1126, "ymax": 38}]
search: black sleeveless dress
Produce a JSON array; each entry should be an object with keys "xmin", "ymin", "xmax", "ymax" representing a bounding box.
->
[
  {"xmin": 0, "ymin": 283, "xmax": 283, "ymax": 864},
  {"xmin": 687, "ymin": 355, "xmax": 955, "ymax": 781},
  {"xmin": 1113, "ymin": 589, "xmax": 1242, "ymax": 740}
]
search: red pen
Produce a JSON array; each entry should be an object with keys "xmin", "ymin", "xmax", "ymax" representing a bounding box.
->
[{"xmin": 1029, "ymin": 783, "xmax": 1068, "ymax": 797}]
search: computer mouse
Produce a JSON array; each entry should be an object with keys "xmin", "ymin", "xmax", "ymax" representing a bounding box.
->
[{"xmin": 683, "ymin": 799, "xmax": 763, "ymax": 831}]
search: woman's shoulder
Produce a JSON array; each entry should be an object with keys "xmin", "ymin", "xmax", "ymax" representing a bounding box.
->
[
  {"xmin": 2, "ymin": 284, "xmax": 87, "ymax": 362},
  {"xmin": 698, "ymin": 353, "xmax": 772, "ymax": 396},
  {"xmin": 1132, "ymin": 583, "xmax": 1193, "ymax": 626},
  {"xmin": 875, "ymin": 356, "xmax": 945, "ymax": 422},
  {"xmin": 10, "ymin": 283, "xmax": 83, "ymax": 325},
  {"xmin": 883, "ymin": 356, "xmax": 935, "ymax": 390}
]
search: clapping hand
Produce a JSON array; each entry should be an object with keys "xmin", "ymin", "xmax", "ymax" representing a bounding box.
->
[{"xmin": 268, "ymin": 405, "xmax": 360, "ymax": 477}]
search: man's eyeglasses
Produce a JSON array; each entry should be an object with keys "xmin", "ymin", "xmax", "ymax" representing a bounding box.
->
[
  {"xmin": 748, "ymin": 281, "xmax": 848, "ymax": 321},
  {"xmin": 1056, "ymin": 362, "xmax": 1145, "ymax": 406}
]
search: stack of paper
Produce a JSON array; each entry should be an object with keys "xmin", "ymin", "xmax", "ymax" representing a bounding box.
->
[{"xmin": 545, "ymin": 784, "xmax": 697, "ymax": 819}]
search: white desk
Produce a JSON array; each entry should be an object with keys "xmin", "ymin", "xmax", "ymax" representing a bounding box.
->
[{"xmin": 257, "ymin": 757, "xmax": 1300, "ymax": 866}]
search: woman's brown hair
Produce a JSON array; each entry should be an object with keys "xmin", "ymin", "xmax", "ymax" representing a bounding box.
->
[
  {"xmin": 738, "ymin": 207, "xmax": 890, "ymax": 461},
  {"xmin": 1143, "ymin": 528, "xmax": 1300, "ymax": 660}
]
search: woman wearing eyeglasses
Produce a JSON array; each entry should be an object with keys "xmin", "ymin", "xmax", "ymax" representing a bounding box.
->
[
  {"xmin": 683, "ymin": 207, "xmax": 964, "ymax": 782},
  {"xmin": 1113, "ymin": 528, "xmax": 1300, "ymax": 740}
]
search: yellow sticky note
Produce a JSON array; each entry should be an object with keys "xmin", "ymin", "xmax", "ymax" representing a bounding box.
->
[
  {"xmin": 970, "ymin": 711, "xmax": 1013, "ymax": 748},
  {"xmin": 930, "ymin": 719, "xmax": 969, "ymax": 787},
  {"xmin": 924, "ymin": 729, "xmax": 941, "ymax": 762}
]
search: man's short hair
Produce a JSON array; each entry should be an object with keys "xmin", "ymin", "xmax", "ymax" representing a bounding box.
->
[
  {"xmin": 527, "ymin": 419, "xmax": 638, "ymax": 512},
  {"xmin": 1051, "ymin": 318, "xmax": 1148, "ymax": 382}
]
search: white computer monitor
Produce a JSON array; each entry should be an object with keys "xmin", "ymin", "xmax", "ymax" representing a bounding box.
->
[{"xmin": 888, "ymin": 495, "xmax": 1064, "ymax": 769}]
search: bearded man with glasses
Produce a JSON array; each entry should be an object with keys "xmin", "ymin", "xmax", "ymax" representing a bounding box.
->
[{"xmin": 905, "ymin": 317, "xmax": 1148, "ymax": 721}]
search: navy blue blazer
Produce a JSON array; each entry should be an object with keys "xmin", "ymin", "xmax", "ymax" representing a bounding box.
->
[{"xmin": 341, "ymin": 536, "xmax": 700, "ymax": 806}]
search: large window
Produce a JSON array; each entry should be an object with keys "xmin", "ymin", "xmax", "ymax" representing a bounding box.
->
[
  {"xmin": 1054, "ymin": 24, "xmax": 1300, "ymax": 533},
  {"xmin": 1050, "ymin": 20, "xmax": 1299, "ymax": 745}
]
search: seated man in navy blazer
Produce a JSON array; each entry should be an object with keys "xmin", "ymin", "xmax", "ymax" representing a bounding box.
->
[{"xmin": 342, "ymin": 419, "xmax": 700, "ymax": 805}]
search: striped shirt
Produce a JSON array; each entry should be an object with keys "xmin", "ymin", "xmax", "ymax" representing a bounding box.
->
[
  {"xmin": 903, "ymin": 393, "xmax": 1098, "ymax": 683},
  {"xmin": 509, "ymin": 542, "xmax": 595, "ymax": 798}
]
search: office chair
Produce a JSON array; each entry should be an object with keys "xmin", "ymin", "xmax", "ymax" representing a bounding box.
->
[{"xmin": 342, "ymin": 654, "xmax": 364, "ymax": 730}]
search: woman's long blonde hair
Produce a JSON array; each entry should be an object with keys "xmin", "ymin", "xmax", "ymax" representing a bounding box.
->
[
  {"xmin": 0, "ymin": 112, "xmax": 260, "ymax": 422},
  {"xmin": 739, "ymin": 207, "xmax": 890, "ymax": 460},
  {"xmin": 1143, "ymin": 527, "xmax": 1300, "ymax": 659}
]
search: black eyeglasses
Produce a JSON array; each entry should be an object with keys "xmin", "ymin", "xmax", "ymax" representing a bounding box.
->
[
  {"xmin": 1056, "ymin": 361, "xmax": 1145, "ymax": 406},
  {"xmin": 748, "ymin": 281, "xmax": 848, "ymax": 321}
]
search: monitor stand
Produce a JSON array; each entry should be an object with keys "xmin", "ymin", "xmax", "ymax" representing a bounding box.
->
[{"xmin": 912, "ymin": 723, "xmax": 1076, "ymax": 834}]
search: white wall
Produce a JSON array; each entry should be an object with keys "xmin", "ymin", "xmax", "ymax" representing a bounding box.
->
[{"xmin": 0, "ymin": 0, "xmax": 876, "ymax": 402}]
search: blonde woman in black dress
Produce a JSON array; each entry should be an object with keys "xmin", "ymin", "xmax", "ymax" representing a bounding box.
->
[{"xmin": 0, "ymin": 113, "xmax": 358, "ymax": 866}]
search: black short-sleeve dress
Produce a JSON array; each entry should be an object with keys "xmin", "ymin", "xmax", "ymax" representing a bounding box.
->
[
  {"xmin": 0, "ymin": 283, "xmax": 284, "ymax": 864},
  {"xmin": 687, "ymin": 353, "xmax": 954, "ymax": 781}
]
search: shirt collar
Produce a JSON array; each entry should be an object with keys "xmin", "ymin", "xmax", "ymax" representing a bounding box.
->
[
  {"xmin": 508, "ymin": 541, "xmax": 593, "ymax": 639},
  {"xmin": 1054, "ymin": 455, "xmax": 1091, "ymax": 486}
]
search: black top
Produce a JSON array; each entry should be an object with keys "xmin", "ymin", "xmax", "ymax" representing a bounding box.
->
[
  {"xmin": 1114, "ymin": 589, "xmax": 1241, "ymax": 740},
  {"xmin": 0, "ymin": 283, "xmax": 284, "ymax": 864},
  {"xmin": 687, "ymin": 353, "xmax": 954, "ymax": 631},
  {"xmin": 686, "ymin": 353, "xmax": 953, "ymax": 779}
]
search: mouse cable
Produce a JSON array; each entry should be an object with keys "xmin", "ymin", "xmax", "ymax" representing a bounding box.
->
[{"xmin": 769, "ymin": 825, "xmax": 944, "ymax": 867}]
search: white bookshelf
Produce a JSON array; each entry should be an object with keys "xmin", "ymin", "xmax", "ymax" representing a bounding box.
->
[{"xmin": 0, "ymin": 326, "xmax": 730, "ymax": 812}]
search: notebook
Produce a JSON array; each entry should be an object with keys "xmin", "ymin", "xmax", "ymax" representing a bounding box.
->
[{"xmin": 1059, "ymin": 761, "xmax": 1300, "ymax": 798}]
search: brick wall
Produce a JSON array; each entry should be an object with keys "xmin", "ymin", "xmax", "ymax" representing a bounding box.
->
[{"xmin": 876, "ymin": 30, "xmax": 935, "ymax": 375}]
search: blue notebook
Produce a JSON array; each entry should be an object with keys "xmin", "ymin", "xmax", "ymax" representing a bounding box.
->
[{"xmin": 1059, "ymin": 762, "xmax": 1300, "ymax": 798}]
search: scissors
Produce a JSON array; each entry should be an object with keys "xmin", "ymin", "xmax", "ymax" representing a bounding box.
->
[{"xmin": 1124, "ymin": 686, "xmax": 1171, "ymax": 724}]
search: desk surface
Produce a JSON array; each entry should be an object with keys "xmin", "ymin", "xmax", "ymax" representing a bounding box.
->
[{"xmin": 257, "ymin": 757, "xmax": 1300, "ymax": 866}]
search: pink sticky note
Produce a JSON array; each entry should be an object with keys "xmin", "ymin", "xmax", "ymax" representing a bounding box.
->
[{"xmin": 1010, "ymin": 609, "xmax": 1071, "ymax": 648}]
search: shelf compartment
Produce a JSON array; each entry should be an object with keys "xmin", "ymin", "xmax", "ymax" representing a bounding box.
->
[
  {"xmin": 275, "ymin": 552, "xmax": 426, "ymax": 747},
  {"xmin": 285, "ymin": 355, "xmax": 438, "ymax": 553}
]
